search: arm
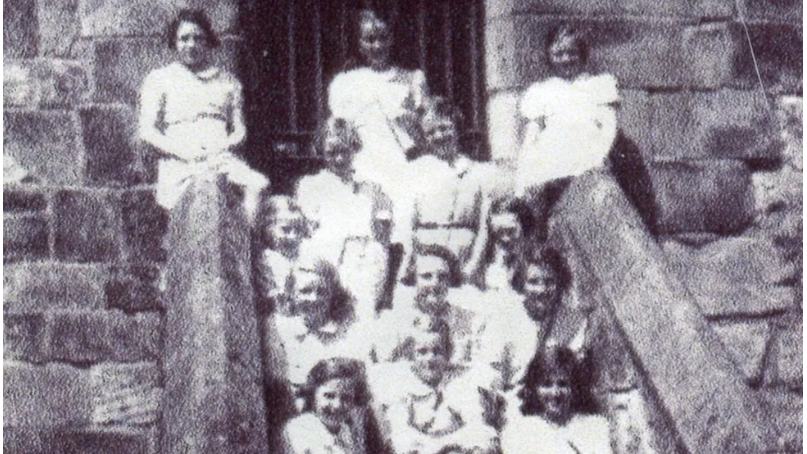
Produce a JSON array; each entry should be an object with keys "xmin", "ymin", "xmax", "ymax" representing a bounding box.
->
[
  {"xmin": 223, "ymin": 79, "xmax": 247, "ymax": 152},
  {"xmin": 138, "ymin": 72, "xmax": 183, "ymax": 159}
]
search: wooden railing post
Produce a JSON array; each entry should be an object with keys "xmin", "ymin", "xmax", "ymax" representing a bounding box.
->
[
  {"xmin": 549, "ymin": 170, "xmax": 778, "ymax": 454},
  {"xmin": 161, "ymin": 176, "xmax": 269, "ymax": 453}
]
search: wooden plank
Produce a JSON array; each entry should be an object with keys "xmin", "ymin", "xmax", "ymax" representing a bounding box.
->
[
  {"xmin": 550, "ymin": 170, "xmax": 778, "ymax": 454},
  {"xmin": 161, "ymin": 177, "xmax": 268, "ymax": 453}
]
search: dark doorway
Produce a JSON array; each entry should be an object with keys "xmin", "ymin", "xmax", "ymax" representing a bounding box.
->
[{"xmin": 239, "ymin": 0, "xmax": 488, "ymax": 193}]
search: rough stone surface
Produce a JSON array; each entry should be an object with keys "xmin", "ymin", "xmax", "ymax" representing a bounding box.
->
[
  {"xmin": 44, "ymin": 427, "xmax": 156, "ymax": 454},
  {"xmin": 3, "ymin": 188, "xmax": 47, "ymax": 213},
  {"xmin": 649, "ymin": 90, "xmax": 779, "ymax": 161},
  {"xmin": 4, "ymin": 111, "xmax": 83, "ymax": 185},
  {"xmin": 758, "ymin": 389, "xmax": 803, "ymax": 453},
  {"xmin": 616, "ymin": 89, "xmax": 653, "ymax": 158},
  {"xmin": 681, "ymin": 22, "xmax": 740, "ymax": 89},
  {"xmin": 36, "ymin": 0, "xmax": 81, "ymax": 57},
  {"xmin": 768, "ymin": 320, "xmax": 803, "ymax": 389},
  {"xmin": 121, "ymin": 190, "xmax": 168, "ymax": 262},
  {"xmin": 162, "ymin": 178, "xmax": 269, "ymax": 453},
  {"xmin": 48, "ymin": 311, "xmax": 161, "ymax": 364},
  {"xmin": 711, "ymin": 321, "xmax": 771, "ymax": 383},
  {"xmin": 106, "ymin": 265, "xmax": 163, "ymax": 312},
  {"xmin": 90, "ymin": 363, "xmax": 162, "ymax": 426},
  {"xmin": 4, "ymin": 216, "xmax": 50, "ymax": 263},
  {"xmin": 662, "ymin": 236, "xmax": 796, "ymax": 316},
  {"xmin": 4, "ymin": 264, "xmax": 109, "ymax": 312},
  {"xmin": 502, "ymin": 0, "xmax": 733, "ymax": 17},
  {"xmin": 4, "ymin": 362, "xmax": 93, "ymax": 427},
  {"xmin": 54, "ymin": 190, "xmax": 120, "ymax": 263},
  {"xmin": 4, "ymin": 60, "xmax": 90, "ymax": 108},
  {"xmin": 734, "ymin": 23, "xmax": 802, "ymax": 93},
  {"xmin": 650, "ymin": 160, "xmax": 754, "ymax": 234},
  {"xmin": 80, "ymin": 106, "xmax": 140, "ymax": 186},
  {"xmin": 79, "ymin": 0, "xmax": 239, "ymax": 37},
  {"xmin": 4, "ymin": 0, "xmax": 38, "ymax": 58},
  {"xmin": 741, "ymin": 0, "xmax": 802, "ymax": 25},
  {"xmin": 4, "ymin": 313, "xmax": 48, "ymax": 363}
]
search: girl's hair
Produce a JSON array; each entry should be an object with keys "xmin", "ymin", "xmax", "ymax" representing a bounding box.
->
[
  {"xmin": 545, "ymin": 24, "xmax": 589, "ymax": 65},
  {"xmin": 401, "ymin": 243, "xmax": 463, "ymax": 288},
  {"xmin": 511, "ymin": 244, "xmax": 571, "ymax": 295},
  {"xmin": 253, "ymin": 194, "xmax": 306, "ymax": 249},
  {"xmin": 289, "ymin": 258, "xmax": 354, "ymax": 323},
  {"xmin": 300, "ymin": 357, "xmax": 370, "ymax": 412},
  {"xmin": 341, "ymin": 7, "xmax": 398, "ymax": 71},
  {"xmin": 517, "ymin": 345, "xmax": 596, "ymax": 416},
  {"xmin": 317, "ymin": 117, "xmax": 362, "ymax": 157},
  {"xmin": 471, "ymin": 197, "xmax": 534, "ymax": 290},
  {"xmin": 167, "ymin": 9, "xmax": 221, "ymax": 49}
]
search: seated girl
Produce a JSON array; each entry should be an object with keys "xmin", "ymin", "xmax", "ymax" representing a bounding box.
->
[
  {"xmin": 282, "ymin": 357, "xmax": 386, "ymax": 454},
  {"xmin": 254, "ymin": 195, "xmax": 309, "ymax": 316},
  {"xmin": 295, "ymin": 117, "xmax": 392, "ymax": 321},
  {"xmin": 516, "ymin": 25, "xmax": 619, "ymax": 233},
  {"xmin": 501, "ymin": 345, "xmax": 612, "ymax": 454},
  {"xmin": 139, "ymin": 9, "xmax": 268, "ymax": 220},
  {"xmin": 370, "ymin": 328, "xmax": 498, "ymax": 454}
]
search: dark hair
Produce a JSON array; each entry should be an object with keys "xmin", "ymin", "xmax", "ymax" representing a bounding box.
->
[
  {"xmin": 545, "ymin": 24, "xmax": 589, "ymax": 66},
  {"xmin": 316, "ymin": 117, "xmax": 362, "ymax": 157},
  {"xmin": 517, "ymin": 345, "xmax": 596, "ymax": 416},
  {"xmin": 511, "ymin": 244, "xmax": 571, "ymax": 295},
  {"xmin": 289, "ymin": 259, "xmax": 354, "ymax": 323},
  {"xmin": 470, "ymin": 197, "xmax": 534, "ymax": 290},
  {"xmin": 167, "ymin": 9, "xmax": 221, "ymax": 49},
  {"xmin": 300, "ymin": 357, "xmax": 370, "ymax": 412},
  {"xmin": 340, "ymin": 7, "xmax": 398, "ymax": 72},
  {"xmin": 422, "ymin": 96, "xmax": 463, "ymax": 126},
  {"xmin": 254, "ymin": 194, "xmax": 307, "ymax": 249},
  {"xmin": 402, "ymin": 243, "xmax": 463, "ymax": 288}
]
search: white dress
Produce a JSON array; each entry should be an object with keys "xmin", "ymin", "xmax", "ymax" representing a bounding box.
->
[
  {"xmin": 139, "ymin": 62, "xmax": 268, "ymax": 210},
  {"xmin": 501, "ymin": 406, "xmax": 613, "ymax": 454},
  {"xmin": 328, "ymin": 67, "xmax": 427, "ymax": 243},
  {"xmin": 282, "ymin": 412, "xmax": 367, "ymax": 454},
  {"xmin": 516, "ymin": 73, "xmax": 619, "ymax": 196}
]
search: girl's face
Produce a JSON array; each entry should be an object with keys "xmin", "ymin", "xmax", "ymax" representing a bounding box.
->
[
  {"xmin": 293, "ymin": 269, "xmax": 331, "ymax": 317},
  {"xmin": 176, "ymin": 21, "xmax": 212, "ymax": 70},
  {"xmin": 490, "ymin": 213, "xmax": 522, "ymax": 251},
  {"xmin": 325, "ymin": 135, "xmax": 357, "ymax": 180},
  {"xmin": 412, "ymin": 331, "xmax": 449, "ymax": 386},
  {"xmin": 314, "ymin": 378, "xmax": 356, "ymax": 431},
  {"xmin": 537, "ymin": 370, "xmax": 573, "ymax": 424},
  {"xmin": 548, "ymin": 35, "xmax": 582, "ymax": 78},
  {"xmin": 265, "ymin": 209, "xmax": 304, "ymax": 256},
  {"xmin": 522, "ymin": 263, "xmax": 560, "ymax": 321},
  {"xmin": 359, "ymin": 17, "xmax": 392, "ymax": 70},
  {"xmin": 423, "ymin": 114, "xmax": 459, "ymax": 162}
]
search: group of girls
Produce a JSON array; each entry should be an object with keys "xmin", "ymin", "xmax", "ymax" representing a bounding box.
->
[{"xmin": 139, "ymin": 6, "xmax": 627, "ymax": 454}]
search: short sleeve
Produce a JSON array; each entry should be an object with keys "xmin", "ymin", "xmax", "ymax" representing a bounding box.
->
[
  {"xmin": 328, "ymin": 72, "xmax": 361, "ymax": 121},
  {"xmin": 586, "ymin": 73, "xmax": 620, "ymax": 105},
  {"xmin": 138, "ymin": 69, "xmax": 166, "ymax": 129}
]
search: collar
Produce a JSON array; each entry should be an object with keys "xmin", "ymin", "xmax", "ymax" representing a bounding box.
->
[{"xmin": 174, "ymin": 61, "xmax": 221, "ymax": 81}]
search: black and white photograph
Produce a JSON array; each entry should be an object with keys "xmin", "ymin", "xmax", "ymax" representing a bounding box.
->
[{"xmin": 2, "ymin": 0, "xmax": 803, "ymax": 453}]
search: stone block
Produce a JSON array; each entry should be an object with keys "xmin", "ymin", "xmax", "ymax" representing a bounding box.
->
[
  {"xmin": 4, "ymin": 428, "xmax": 46, "ymax": 453},
  {"xmin": 733, "ymin": 23, "xmax": 802, "ymax": 93},
  {"xmin": 4, "ymin": 313, "xmax": 48, "ymax": 362},
  {"xmin": 49, "ymin": 311, "xmax": 161, "ymax": 364},
  {"xmin": 4, "ymin": 59, "xmax": 90, "ymax": 108},
  {"xmin": 36, "ymin": 0, "xmax": 80, "ymax": 57},
  {"xmin": 681, "ymin": 22, "xmax": 741, "ymax": 89},
  {"xmin": 80, "ymin": 106, "xmax": 140, "ymax": 186},
  {"xmin": 4, "ymin": 0, "xmax": 38, "ymax": 58},
  {"xmin": 4, "ymin": 216, "xmax": 49, "ymax": 263},
  {"xmin": 54, "ymin": 190, "xmax": 120, "ymax": 263},
  {"xmin": 79, "ymin": 0, "xmax": 239, "ymax": 37},
  {"xmin": 90, "ymin": 363, "xmax": 162, "ymax": 426},
  {"xmin": 46, "ymin": 427, "xmax": 156, "ymax": 454},
  {"xmin": 768, "ymin": 320, "xmax": 803, "ymax": 389},
  {"xmin": 4, "ymin": 263, "xmax": 108, "ymax": 312},
  {"xmin": 741, "ymin": 0, "xmax": 802, "ymax": 23},
  {"xmin": 663, "ymin": 236, "xmax": 796, "ymax": 317},
  {"xmin": 758, "ymin": 389, "xmax": 803, "ymax": 452},
  {"xmin": 710, "ymin": 321, "xmax": 771, "ymax": 383},
  {"xmin": 650, "ymin": 90, "xmax": 779, "ymax": 160},
  {"xmin": 484, "ymin": 17, "xmax": 519, "ymax": 92},
  {"xmin": 4, "ymin": 111, "xmax": 83, "ymax": 185},
  {"xmin": 4, "ymin": 188, "xmax": 47, "ymax": 213},
  {"xmin": 4, "ymin": 362, "xmax": 93, "ymax": 427},
  {"xmin": 649, "ymin": 160, "xmax": 754, "ymax": 234},
  {"xmin": 106, "ymin": 265, "xmax": 163, "ymax": 312},
  {"xmin": 121, "ymin": 190, "xmax": 168, "ymax": 262},
  {"xmin": 616, "ymin": 89, "xmax": 653, "ymax": 158},
  {"xmin": 504, "ymin": 0, "xmax": 733, "ymax": 17}
]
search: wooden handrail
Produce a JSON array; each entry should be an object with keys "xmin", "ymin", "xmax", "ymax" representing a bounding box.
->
[
  {"xmin": 549, "ymin": 170, "xmax": 778, "ymax": 454},
  {"xmin": 161, "ymin": 176, "xmax": 269, "ymax": 453}
]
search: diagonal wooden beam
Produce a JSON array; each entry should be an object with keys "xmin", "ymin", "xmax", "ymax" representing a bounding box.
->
[{"xmin": 550, "ymin": 170, "xmax": 778, "ymax": 454}]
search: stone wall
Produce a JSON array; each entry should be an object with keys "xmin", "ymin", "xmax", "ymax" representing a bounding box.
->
[
  {"xmin": 3, "ymin": 1, "xmax": 238, "ymax": 452},
  {"xmin": 485, "ymin": 0, "xmax": 802, "ymax": 450}
]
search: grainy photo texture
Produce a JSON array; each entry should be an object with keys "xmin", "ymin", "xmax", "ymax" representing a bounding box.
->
[{"xmin": 3, "ymin": 1, "xmax": 802, "ymax": 453}]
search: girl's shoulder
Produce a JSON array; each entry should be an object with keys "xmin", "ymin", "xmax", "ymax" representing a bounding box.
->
[
  {"xmin": 574, "ymin": 72, "xmax": 619, "ymax": 102},
  {"xmin": 519, "ymin": 77, "xmax": 572, "ymax": 118}
]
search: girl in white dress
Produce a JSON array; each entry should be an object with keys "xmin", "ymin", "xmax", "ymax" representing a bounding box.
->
[
  {"xmin": 516, "ymin": 25, "xmax": 619, "ymax": 198},
  {"xmin": 501, "ymin": 346, "xmax": 613, "ymax": 454},
  {"xmin": 139, "ymin": 9, "xmax": 268, "ymax": 220},
  {"xmin": 328, "ymin": 8, "xmax": 428, "ymax": 248},
  {"xmin": 282, "ymin": 358, "xmax": 379, "ymax": 454}
]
